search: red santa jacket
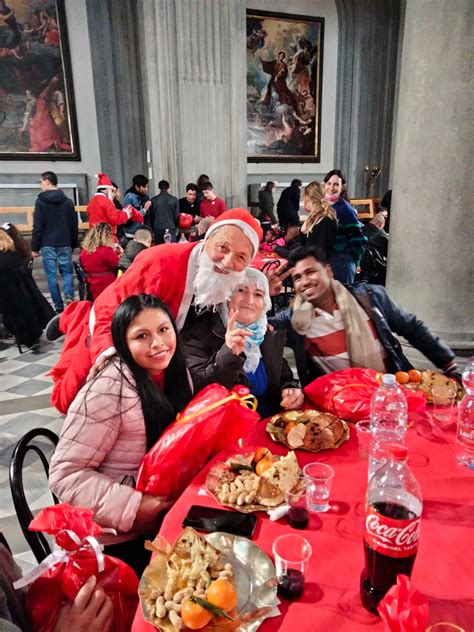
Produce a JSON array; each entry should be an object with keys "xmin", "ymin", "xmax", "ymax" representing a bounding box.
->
[
  {"xmin": 87, "ymin": 193, "xmax": 143, "ymax": 238},
  {"xmin": 79, "ymin": 246, "xmax": 119, "ymax": 300},
  {"xmin": 90, "ymin": 241, "xmax": 199, "ymax": 361}
]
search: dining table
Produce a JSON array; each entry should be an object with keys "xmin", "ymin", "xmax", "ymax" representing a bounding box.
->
[{"xmin": 131, "ymin": 411, "xmax": 474, "ymax": 631}]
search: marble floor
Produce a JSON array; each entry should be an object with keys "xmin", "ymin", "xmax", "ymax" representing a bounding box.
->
[{"xmin": 0, "ymin": 333, "xmax": 64, "ymax": 573}]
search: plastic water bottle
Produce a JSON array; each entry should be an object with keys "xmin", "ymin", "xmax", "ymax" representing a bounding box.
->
[
  {"xmin": 456, "ymin": 357, "xmax": 474, "ymax": 469},
  {"xmin": 179, "ymin": 232, "xmax": 187, "ymax": 243},
  {"xmin": 163, "ymin": 229, "xmax": 172, "ymax": 243},
  {"xmin": 368, "ymin": 374, "xmax": 408, "ymax": 480},
  {"xmin": 361, "ymin": 443, "xmax": 422, "ymax": 613}
]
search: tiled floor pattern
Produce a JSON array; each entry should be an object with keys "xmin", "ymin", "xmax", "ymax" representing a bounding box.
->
[{"xmin": 0, "ymin": 334, "xmax": 64, "ymax": 573}]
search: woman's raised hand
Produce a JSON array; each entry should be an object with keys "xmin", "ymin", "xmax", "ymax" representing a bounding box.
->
[{"xmin": 225, "ymin": 309, "xmax": 250, "ymax": 356}]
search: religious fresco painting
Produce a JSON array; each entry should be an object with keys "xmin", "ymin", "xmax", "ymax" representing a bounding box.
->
[
  {"xmin": 247, "ymin": 10, "xmax": 324, "ymax": 162},
  {"xmin": 0, "ymin": 0, "xmax": 79, "ymax": 160}
]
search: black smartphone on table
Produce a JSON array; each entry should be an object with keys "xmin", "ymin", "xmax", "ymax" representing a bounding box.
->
[{"xmin": 182, "ymin": 505, "xmax": 257, "ymax": 538}]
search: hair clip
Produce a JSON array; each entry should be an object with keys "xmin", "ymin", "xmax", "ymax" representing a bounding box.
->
[{"xmin": 2, "ymin": 222, "xmax": 11, "ymax": 229}]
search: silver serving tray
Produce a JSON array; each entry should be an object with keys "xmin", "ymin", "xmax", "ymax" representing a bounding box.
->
[
  {"xmin": 205, "ymin": 532, "xmax": 278, "ymax": 630},
  {"xmin": 139, "ymin": 531, "xmax": 278, "ymax": 631}
]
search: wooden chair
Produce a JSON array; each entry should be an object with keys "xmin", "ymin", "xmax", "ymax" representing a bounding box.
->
[{"xmin": 9, "ymin": 428, "xmax": 59, "ymax": 563}]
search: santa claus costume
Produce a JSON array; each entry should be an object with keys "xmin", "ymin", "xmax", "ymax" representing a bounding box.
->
[
  {"xmin": 49, "ymin": 209, "xmax": 263, "ymax": 413},
  {"xmin": 87, "ymin": 172, "xmax": 143, "ymax": 241}
]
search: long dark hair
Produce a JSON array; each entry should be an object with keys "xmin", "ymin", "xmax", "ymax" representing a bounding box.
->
[
  {"xmin": 4, "ymin": 223, "xmax": 32, "ymax": 263},
  {"xmin": 111, "ymin": 294, "xmax": 192, "ymax": 449},
  {"xmin": 324, "ymin": 169, "xmax": 351, "ymax": 202}
]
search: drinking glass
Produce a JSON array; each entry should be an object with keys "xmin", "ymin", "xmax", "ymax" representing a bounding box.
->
[
  {"xmin": 432, "ymin": 385, "xmax": 457, "ymax": 429},
  {"xmin": 356, "ymin": 420, "xmax": 372, "ymax": 458},
  {"xmin": 284, "ymin": 479, "xmax": 309, "ymax": 529},
  {"xmin": 303, "ymin": 462, "xmax": 334, "ymax": 512},
  {"xmin": 272, "ymin": 534, "xmax": 312, "ymax": 600}
]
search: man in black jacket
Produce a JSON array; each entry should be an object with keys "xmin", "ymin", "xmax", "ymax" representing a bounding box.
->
[
  {"xmin": 31, "ymin": 171, "xmax": 78, "ymax": 313},
  {"xmin": 276, "ymin": 179, "xmax": 302, "ymax": 230},
  {"xmin": 271, "ymin": 246, "xmax": 457, "ymax": 386},
  {"xmin": 145, "ymin": 179, "xmax": 179, "ymax": 244}
]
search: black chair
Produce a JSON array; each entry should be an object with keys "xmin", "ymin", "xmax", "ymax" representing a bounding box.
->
[
  {"xmin": 9, "ymin": 428, "xmax": 59, "ymax": 563},
  {"xmin": 73, "ymin": 261, "xmax": 92, "ymax": 301}
]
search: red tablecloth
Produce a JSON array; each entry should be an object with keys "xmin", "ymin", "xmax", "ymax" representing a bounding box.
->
[{"xmin": 132, "ymin": 414, "xmax": 474, "ymax": 631}]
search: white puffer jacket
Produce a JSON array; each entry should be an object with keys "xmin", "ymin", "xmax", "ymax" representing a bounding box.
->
[{"xmin": 49, "ymin": 360, "xmax": 147, "ymax": 540}]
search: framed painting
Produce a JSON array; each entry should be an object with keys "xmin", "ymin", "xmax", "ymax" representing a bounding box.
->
[
  {"xmin": 0, "ymin": 0, "xmax": 79, "ymax": 160},
  {"xmin": 247, "ymin": 10, "xmax": 324, "ymax": 162}
]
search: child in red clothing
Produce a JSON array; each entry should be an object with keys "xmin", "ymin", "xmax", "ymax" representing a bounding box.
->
[{"xmin": 79, "ymin": 223, "xmax": 119, "ymax": 300}]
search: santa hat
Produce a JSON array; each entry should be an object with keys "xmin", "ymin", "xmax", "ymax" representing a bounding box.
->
[
  {"xmin": 95, "ymin": 172, "xmax": 113, "ymax": 188},
  {"xmin": 204, "ymin": 208, "xmax": 263, "ymax": 257}
]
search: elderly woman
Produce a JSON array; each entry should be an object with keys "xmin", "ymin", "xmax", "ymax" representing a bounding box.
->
[{"xmin": 182, "ymin": 268, "xmax": 303, "ymax": 416}]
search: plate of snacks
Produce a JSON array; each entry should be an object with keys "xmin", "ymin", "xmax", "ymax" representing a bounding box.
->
[
  {"xmin": 206, "ymin": 449, "xmax": 301, "ymax": 512},
  {"xmin": 139, "ymin": 527, "xmax": 277, "ymax": 631},
  {"xmin": 266, "ymin": 409, "xmax": 349, "ymax": 452},
  {"xmin": 394, "ymin": 369, "xmax": 463, "ymax": 402}
]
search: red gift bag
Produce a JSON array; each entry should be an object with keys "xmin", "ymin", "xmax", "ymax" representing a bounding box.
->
[
  {"xmin": 21, "ymin": 504, "xmax": 138, "ymax": 632},
  {"xmin": 303, "ymin": 368, "xmax": 426, "ymax": 422},
  {"xmin": 136, "ymin": 384, "xmax": 260, "ymax": 499}
]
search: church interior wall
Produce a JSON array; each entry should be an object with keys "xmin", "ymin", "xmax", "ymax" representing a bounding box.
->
[
  {"xmin": 0, "ymin": 0, "xmax": 101, "ymax": 205},
  {"xmin": 246, "ymin": 0, "xmax": 339, "ymax": 189}
]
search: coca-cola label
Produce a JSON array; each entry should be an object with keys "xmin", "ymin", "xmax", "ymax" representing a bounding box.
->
[{"xmin": 364, "ymin": 507, "xmax": 420, "ymax": 558}]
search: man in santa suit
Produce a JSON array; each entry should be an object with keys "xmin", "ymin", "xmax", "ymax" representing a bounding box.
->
[
  {"xmin": 87, "ymin": 172, "xmax": 143, "ymax": 240},
  {"xmin": 48, "ymin": 209, "xmax": 284, "ymax": 414}
]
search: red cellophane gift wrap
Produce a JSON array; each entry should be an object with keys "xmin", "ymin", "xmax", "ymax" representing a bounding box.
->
[
  {"xmin": 136, "ymin": 383, "xmax": 260, "ymax": 499},
  {"xmin": 24, "ymin": 504, "xmax": 138, "ymax": 632},
  {"xmin": 378, "ymin": 574, "xmax": 429, "ymax": 632},
  {"xmin": 303, "ymin": 368, "xmax": 426, "ymax": 422}
]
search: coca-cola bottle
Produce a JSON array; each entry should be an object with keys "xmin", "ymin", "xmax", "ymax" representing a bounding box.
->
[{"xmin": 360, "ymin": 443, "xmax": 422, "ymax": 614}]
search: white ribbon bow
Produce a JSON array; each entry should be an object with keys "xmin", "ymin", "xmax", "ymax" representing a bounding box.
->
[{"xmin": 13, "ymin": 528, "xmax": 115, "ymax": 590}]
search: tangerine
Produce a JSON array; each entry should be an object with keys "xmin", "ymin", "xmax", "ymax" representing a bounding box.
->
[
  {"xmin": 206, "ymin": 579, "xmax": 238, "ymax": 612},
  {"xmin": 284, "ymin": 422, "xmax": 297, "ymax": 435},
  {"xmin": 408, "ymin": 369, "xmax": 422, "ymax": 383},
  {"xmin": 395, "ymin": 371, "xmax": 410, "ymax": 384},
  {"xmin": 253, "ymin": 447, "xmax": 270, "ymax": 463},
  {"xmin": 255, "ymin": 457, "xmax": 274, "ymax": 476},
  {"xmin": 181, "ymin": 598, "xmax": 212, "ymax": 629}
]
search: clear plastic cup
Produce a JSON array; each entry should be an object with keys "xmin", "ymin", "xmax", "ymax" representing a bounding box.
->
[
  {"xmin": 432, "ymin": 385, "xmax": 457, "ymax": 429},
  {"xmin": 303, "ymin": 462, "xmax": 334, "ymax": 512},
  {"xmin": 272, "ymin": 534, "xmax": 312, "ymax": 600},
  {"xmin": 284, "ymin": 479, "xmax": 309, "ymax": 529},
  {"xmin": 356, "ymin": 420, "xmax": 372, "ymax": 458}
]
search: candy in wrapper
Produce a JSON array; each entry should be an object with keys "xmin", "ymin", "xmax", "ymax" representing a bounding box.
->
[{"xmin": 378, "ymin": 574, "xmax": 429, "ymax": 632}]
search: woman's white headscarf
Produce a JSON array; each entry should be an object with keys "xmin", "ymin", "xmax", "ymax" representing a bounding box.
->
[{"xmin": 218, "ymin": 268, "xmax": 272, "ymax": 374}]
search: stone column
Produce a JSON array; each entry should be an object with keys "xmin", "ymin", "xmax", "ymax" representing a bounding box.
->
[
  {"xmin": 139, "ymin": 0, "xmax": 247, "ymax": 205},
  {"xmin": 387, "ymin": 0, "xmax": 474, "ymax": 350}
]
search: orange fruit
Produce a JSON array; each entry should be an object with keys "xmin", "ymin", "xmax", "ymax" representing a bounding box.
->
[
  {"xmin": 284, "ymin": 422, "xmax": 297, "ymax": 435},
  {"xmin": 408, "ymin": 369, "xmax": 422, "ymax": 383},
  {"xmin": 255, "ymin": 457, "xmax": 274, "ymax": 476},
  {"xmin": 253, "ymin": 447, "xmax": 270, "ymax": 463},
  {"xmin": 395, "ymin": 371, "xmax": 410, "ymax": 384},
  {"xmin": 206, "ymin": 579, "xmax": 238, "ymax": 612},
  {"xmin": 181, "ymin": 598, "xmax": 212, "ymax": 629}
]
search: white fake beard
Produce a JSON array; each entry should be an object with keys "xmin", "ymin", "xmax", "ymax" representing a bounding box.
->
[{"xmin": 194, "ymin": 251, "xmax": 246, "ymax": 311}]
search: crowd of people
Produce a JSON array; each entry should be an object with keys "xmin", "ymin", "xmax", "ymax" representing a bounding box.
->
[{"xmin": 0, "ymin": 167, "xmax": 459, "ymax": 630}]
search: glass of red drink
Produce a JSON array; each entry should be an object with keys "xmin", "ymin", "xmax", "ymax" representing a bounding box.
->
[
  {"xmin": 272, "ymin": 534, "xmax": 312, "ymax": 601},
  {"xmin": 285, "ymin": 480, "xmax": 309, "ymax": 529}
]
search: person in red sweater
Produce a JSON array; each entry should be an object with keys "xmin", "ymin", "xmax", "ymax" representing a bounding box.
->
[
  {"xmin": 200, "ymin": 181, "xmax": 226, "ymax": 218},
  {"xmin": 79, "ymin": 223, "xmax": 119, "ymax": 300},
  {"xmin": 87, "ymin": 172, "xmax": 143, "ymax": 241}
]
